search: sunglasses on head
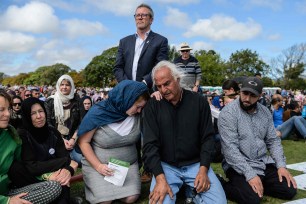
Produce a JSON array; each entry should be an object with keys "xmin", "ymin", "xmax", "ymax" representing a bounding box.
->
[{"xmin": 13, "ymin": 103, "xmax": 21, "ymax": 106}]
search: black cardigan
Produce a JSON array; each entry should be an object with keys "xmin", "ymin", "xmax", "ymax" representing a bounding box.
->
[{"xmin": 18, "ymin": 126, "xmax": 71, "ymax": 176}]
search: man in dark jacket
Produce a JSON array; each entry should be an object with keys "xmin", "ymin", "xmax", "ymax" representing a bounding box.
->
[
  {"xmin": 113, "ymin": 3, "xmax": 168, "ymax": 89},
  {"xmin": 113, "ymin": 3, "xmax": 168, "ymax": 183}
]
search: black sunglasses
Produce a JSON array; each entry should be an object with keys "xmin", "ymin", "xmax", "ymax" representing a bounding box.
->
[
  {"xmin": 25, "ymin": 94, "xmax": 31, "ymax": 97},
  {"xmin": 13, "ymin": 103, "xmax": 21, "ymax": 106},
  {"xmin": 181, "ymin": 50, "xmax": 190, "ymax": 53}
]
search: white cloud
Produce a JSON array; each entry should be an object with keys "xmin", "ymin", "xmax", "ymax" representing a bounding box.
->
[
  {"xmin": 85, "ymin": 0, "xmax": 142, "ymax": 16},
  {"xmin": 246, "ymin": 0, "xmax": 283, "ymax": 11},
  {"xmin": 61, "ymin": 19, "xmax": 108, "ymax": 38},
  {"xmin": 192, "ymin": 41, "xmax": 214, "ymax": 51},
  {"xmin": 164, "ymin": 8, "xmax": 191, "ymax": 28},
  {"xmin": 0, "ymin": 31, "xmax": 36, "ymax": 52},
  {"xmin": 173, "ymin": 41, "xmax": 213, "ymax": 52},
  {"xmin": 39, "ymin": 0, "xmax": 88, "ymax": 13},
  {"xmin": 184, "ymin": 15, "xmax": 262, "ymax": 41},
  {"xmin": 0, "ymin": 1, "xmax": 59, "ymax": 33},
  {"xmin": 267, "ymin": 33, "xmax": 281, "ymax": 41},
  {"xmin": 34, "ymin": 40, "xmax": 92, "ymax": 70}
]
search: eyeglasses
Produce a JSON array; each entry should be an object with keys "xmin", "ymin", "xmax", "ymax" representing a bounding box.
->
[
  {"xmin": 13, "ymin": 103, "xmax": 21, "ymax": 106},
  {"xmin": 25, "ymin": 94, "xmax": 31, "ymax": 97},
  {"xmin": 134, "ymin": 13, "xmax": 150, "ymax": 19},
  {"xmin": 181, "ymin": 50, "xmax": 190, "ymax": 53}
]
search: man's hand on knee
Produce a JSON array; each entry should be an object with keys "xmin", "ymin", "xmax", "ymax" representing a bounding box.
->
[
  {"xmin": 149, "ymin": 174, "xmax": 173, "ymax": 204},
  {"xmin": 248, "ymin": 176, "xmax": 264, "ymax": 198},
  {"xmin": 277, "ymin": 167, "xmax": 297, "ymax": 189},
  {"xmin": 194, "ymin": 166, "xmax": 210, "ymax": 193}
]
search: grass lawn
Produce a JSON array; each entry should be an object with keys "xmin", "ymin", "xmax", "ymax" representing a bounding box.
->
[{"xmin": 71, "ymin": 140, "xmax": 306, "ymax": 203}]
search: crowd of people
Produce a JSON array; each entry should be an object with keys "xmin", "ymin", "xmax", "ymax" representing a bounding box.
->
[{"xmin": 1, "ymin": 3, "xmax": 306, "ymax": 204}]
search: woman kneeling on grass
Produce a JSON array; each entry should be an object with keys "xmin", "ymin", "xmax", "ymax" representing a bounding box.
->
[
  {"xmin": 78, "ymin": 80, "xmax": 150, "ymax": 204},
  {"xmin": 0, "ymin": 89, "xmax": 62, "ymax": 204}
]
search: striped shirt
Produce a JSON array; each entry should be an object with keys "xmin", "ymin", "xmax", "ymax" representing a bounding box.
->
[
  {"xmin": 174, "ymin": 55, "xmax": 202, "ymax": 90},
  {"xmin": 218, "ymin": 98, "xmax": 286, "ymax": 181}
]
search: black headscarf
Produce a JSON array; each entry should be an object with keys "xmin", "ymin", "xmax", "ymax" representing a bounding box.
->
[
  {"xmin": 21, "ymin": 97, "xmax": 49, "ymax": 143},
  {"xmin": 80, "ymin": 95, "xmax": 92, "ymax": 119}
]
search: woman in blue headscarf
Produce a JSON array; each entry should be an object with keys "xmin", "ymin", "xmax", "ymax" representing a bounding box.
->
[{"xmin": 78, "ymin": 80, "xmax": 150, "ymax": 204}]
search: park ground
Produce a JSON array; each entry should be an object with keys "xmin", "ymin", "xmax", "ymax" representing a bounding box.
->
[{"xmin": 71, "ymin": 139, "xmax": 306, "ymax": 204}]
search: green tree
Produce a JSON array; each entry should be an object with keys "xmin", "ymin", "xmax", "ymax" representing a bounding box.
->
[
  {"xmin": 41, "ymin": 63, "xmax": 72, "ymax": 85},
  {"xmin": 261, "ymin": 77, "xmax": 274, "ymax": 87},
  {"xmin": 2, "ymin": 73, "xmax": 30, "ymax": 85},
  {"xmin": 0, "ymin": 72, "xmax": 4, "ymax": 83},
  {"xmin": 168, "ymin": 45, "xmax": 180, "ymax": 62},
  {"xmin": 195, "ymin": 50, "xmax": 227, "ymax": 86},
  {"xmin": 24, "ymin": 63, "xmax": 71, "ymax": 85},
  {"xmin": 284, "ymin": 62, "xmax": 304, "ymax": 79},
  {"xmin": 270, "ymin": 43, "xmax": 306, "ymax": 88},
  {"xmin": 287, "ymin": 78, "xmax": 306, "ymax": 90},
  {"xmin": 227, "ymin": 49, "xmax": 269, "ymax": 78},
  {"xmin": 70, "ymin": 70, "xmax": 84, "ymax": 87},
  {"xmin": 83, "ymin": 47, "xmax": 118, "ymax": 87}
]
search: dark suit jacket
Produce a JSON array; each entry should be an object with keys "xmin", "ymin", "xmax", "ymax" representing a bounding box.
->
[{"xmin": 113, "ymin": 31, "xmax": 168, "ymax": 89}]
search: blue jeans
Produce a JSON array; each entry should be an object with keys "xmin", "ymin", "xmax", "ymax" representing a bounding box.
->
[
  {"xmin": 150, "ymin": 162, "xmax": 226, "ymax": 204},
  {"xmin": 276, "ymin": 116, "xmax": 306, "ymax": 139},
  {"xmin": 70, "ymin": 148, "xmax": 82, "ymax": 166}
]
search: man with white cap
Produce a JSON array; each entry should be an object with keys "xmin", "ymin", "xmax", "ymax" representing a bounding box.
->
[
  {"xmin": 218, "ymin": 77, "xmax": 297, "ymax": 204},
  {"xmin": 174, "ymin": 43, "xmax": 202, "ymax": 92}
]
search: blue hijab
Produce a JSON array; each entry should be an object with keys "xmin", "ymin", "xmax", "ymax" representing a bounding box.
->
[
  {"xmin": 212, "ymin": 96, "xmax": 221, "ymax": 109},
  {"xmin": 77, "ymin": 80, "xmax": 148, "ymax": 137}
]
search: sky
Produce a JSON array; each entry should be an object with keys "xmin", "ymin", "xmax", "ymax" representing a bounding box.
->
[{"xmin": 0, "ymin": 0, "xmax": 306, "ymax": 76}]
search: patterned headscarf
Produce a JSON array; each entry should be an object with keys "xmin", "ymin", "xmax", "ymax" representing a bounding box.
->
[
  {"xmin": 77, "ymin": 80, "xmax": 148, "ymax": 137},
  {"xmin": 49, "ymin": 75, "xmax": 75, "ymax": 125}
]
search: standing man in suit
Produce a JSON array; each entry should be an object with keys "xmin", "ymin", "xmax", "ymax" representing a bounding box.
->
[
  {"xmin": 113, "ymin": 3, "xmax": 168, "ymax": 183},
  {"xmin": 113, "ymin": 3, "xmax": 168, "ymax": 90}
]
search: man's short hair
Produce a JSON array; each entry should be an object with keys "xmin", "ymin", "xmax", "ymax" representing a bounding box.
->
[
  {"xmin": 136, "ymin": 3, "xmax": 154, "ymax": 18},
  {"xmin": 152, "ymin": 60, "xmax": 183, "ymax": 86},
  {"xmin": 222, "ymin": 79, "xmax": 240, "ymax": 92}
]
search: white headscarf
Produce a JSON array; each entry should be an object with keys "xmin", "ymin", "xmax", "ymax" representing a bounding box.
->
[{"xmin": 50, "ymin": 74, "xmax": 75, "ymax": 125}]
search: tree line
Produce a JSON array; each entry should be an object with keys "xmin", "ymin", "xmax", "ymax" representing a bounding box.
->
[{"xmin": 1, "ymin": 43, "xmax": 305, "ymax": 90}]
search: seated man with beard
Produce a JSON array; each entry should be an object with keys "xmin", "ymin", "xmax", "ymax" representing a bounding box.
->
[{"xmin": 218, "ymin": 77, "xmax": 297, "ymax": 204}]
